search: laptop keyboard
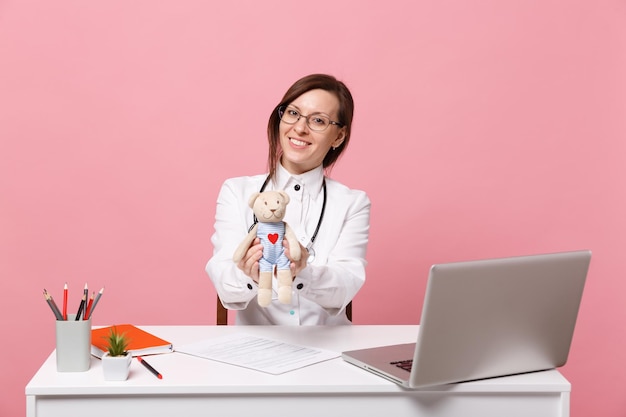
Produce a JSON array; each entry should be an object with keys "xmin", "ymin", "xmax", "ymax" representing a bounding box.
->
[{"xmin": 390, "ymin": 359, "xmax": 413, "ymax": 372}]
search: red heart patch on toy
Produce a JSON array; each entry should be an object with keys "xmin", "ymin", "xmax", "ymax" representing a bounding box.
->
[{"xmin": 267, "ymin": 233, "xmax": 279, "ymax": 244}]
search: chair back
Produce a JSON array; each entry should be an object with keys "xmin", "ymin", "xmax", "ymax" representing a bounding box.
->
[{"xmin": 216, "ymin": 296, "xmax": 352, "ymax": 325}]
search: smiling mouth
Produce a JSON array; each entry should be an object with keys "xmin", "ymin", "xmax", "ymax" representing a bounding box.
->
[
  {"xmin": 289, "ymin": 137, "xmax": 310, "ymax": 147},
  {"xmin": 262, "ymin": 212, "xmax": 281, "ymax": 220}
]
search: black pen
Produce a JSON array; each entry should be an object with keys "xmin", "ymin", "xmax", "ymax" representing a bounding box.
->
[
  {"xmin": 137, "ymin": 357, "xmax": 163, "ymax": 379},
  {"xmin": 75, "ymin": 283, "xmax": 88, "ymax": 320}
]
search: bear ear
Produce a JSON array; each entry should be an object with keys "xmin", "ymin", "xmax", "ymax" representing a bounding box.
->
[
  {"xmin": 248, "ymin": 192, "xmax": 261, "ymax": 208},
  {"xmin": 278, "ymin": 190, "xmax": 290, "ymax": 205}
]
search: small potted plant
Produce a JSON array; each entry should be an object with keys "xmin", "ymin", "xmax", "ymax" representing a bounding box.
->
[{"xmin": 101, "ymin": 327, "xmax": 132, "ymax": 381}]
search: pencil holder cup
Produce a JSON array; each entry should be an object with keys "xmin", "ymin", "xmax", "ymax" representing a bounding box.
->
[{"xmin": 55, "ymin": 314, "xmax": 92, "ymax": 372}]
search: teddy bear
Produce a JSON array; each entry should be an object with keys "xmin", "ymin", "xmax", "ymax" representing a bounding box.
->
[{"xmin": 233, "ymin": 190, "xmax": 301, "ymax": 307}]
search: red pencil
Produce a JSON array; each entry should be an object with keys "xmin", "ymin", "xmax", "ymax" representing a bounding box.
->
[
  {"xmin": 84, "ymin": 291, "xmax": 95, "ymax": 320},
  {"xmin": 62, "ymin": 283, "xmax": 68, "ymax": 320},
  {"xmin": 137, "ymin": 357, "xmax": 163, "ymax": 379},
  {"xmin": 86, "ymin": 287, "xmax": 104, "ymax": 319}
]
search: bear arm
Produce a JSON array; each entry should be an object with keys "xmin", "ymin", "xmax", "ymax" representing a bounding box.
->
[
  {"xmin": 232, "ymin": 225, "xmax": 258, "ymax": 262},
  {"xmin": 284, "ymin": 224, "xmax": 301, "ymax": 261}
]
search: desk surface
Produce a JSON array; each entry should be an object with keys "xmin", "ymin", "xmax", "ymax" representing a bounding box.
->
[{"xmin": 26, "ymin": 325, "xmax": 571, "ymax": 417}]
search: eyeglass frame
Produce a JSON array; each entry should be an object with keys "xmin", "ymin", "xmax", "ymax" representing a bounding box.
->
[{"xmin": 277, "ymin": 106, "xmax": 344, "ymax": 131}]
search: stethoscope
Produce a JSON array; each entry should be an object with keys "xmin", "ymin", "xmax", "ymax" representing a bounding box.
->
[{"xmin": 249, "ymin": 175, "xmax": 326, "ymax": 264}]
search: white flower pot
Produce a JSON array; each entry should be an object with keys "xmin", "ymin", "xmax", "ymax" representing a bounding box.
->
[{"xmin": 102, "ymin": 352, "xmax": 132, "ymax": 381}]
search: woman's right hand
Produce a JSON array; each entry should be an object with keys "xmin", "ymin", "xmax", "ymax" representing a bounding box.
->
[{"xmin": 236, "ymin": 237, "xmax": 263, "ymax": 283}]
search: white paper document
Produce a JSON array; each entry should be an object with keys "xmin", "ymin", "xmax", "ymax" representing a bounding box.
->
[{"xmin": 176, "ymin": 333, "xmax": 339, "ymax": 375}]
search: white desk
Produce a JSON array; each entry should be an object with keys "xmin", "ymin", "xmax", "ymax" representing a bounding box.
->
[{"xmin": 26, "ymin": 325, "xmax": 570, "ymax": 417}]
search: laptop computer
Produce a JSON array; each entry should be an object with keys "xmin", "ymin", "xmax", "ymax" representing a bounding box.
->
[{"xmin": 342, "ymin": 250, "xmax": 591, "ymax": 388}]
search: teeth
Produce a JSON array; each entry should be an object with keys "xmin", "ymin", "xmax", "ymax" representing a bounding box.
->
[{"xmin": 290, "ymin": 138, "xmax": 308, "ymax": 146}]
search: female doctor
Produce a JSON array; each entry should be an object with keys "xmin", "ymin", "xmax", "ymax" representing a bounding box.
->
[{"xmin": 205, "ymin": 74, "xmax": 370, "ymax": 325}]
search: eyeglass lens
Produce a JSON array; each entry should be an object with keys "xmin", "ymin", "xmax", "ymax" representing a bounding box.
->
[{"xmin": 279, "ymin": 107, "xmax": 331, "ymax": 131}]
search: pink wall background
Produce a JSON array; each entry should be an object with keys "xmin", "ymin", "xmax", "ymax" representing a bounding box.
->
[{"xmin": 1, "ymin": 1, "xmax": 624, "ymax": 415}]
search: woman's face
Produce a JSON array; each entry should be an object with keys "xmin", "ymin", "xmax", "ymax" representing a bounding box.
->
[{"xmin": 279, "ymin": 89, "xmax": 346, "ymax": 175}]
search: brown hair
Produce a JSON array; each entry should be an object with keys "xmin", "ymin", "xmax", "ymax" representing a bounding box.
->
[{"xmin": 266, "ymin": 74, "xmax": 354, "ymax": 179}]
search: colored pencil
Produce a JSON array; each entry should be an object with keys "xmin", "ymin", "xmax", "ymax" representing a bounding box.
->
[
  {"xmin": 137, "ymin": 357, "xmax": 163, "ymax": 379},
  {"xmin": 62, "ymin": 282, "xmax": 68, "ymax": 320},
  {"xmin": 87, "ymin": 287, "xmax": 104, "ymax": 319},
  {"xmin": 43, "ymin": 290, "xmax": 63, "ymax": 320},
  {"xmin": 83, "ymin": 291, "xmax": 96, "ymax": 320},
  {"xmin": 84, "ymin": 291, "xmax": 94, "ymax": 320}
]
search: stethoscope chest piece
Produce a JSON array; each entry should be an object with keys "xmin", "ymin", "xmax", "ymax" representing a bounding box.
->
[{"xmin": 306, "ymin": 246, "xmax": 316, "ymax": 264}]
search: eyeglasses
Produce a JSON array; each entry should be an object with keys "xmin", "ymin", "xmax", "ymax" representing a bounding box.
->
[{"xmin": 278, "ymin": 106, "xmax": 344, "ymax": 132}]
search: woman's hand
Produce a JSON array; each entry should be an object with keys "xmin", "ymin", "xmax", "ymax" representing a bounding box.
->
[
  {"xmin": 284, "ymin": 239, "xmax": 308, "ymax": 278},
  {"xmin": 236, "ymin": 237, "xmax": 263, "ymax": 283}
]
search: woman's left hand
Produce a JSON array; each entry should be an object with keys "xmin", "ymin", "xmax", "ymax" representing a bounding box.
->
[{"xmin": 283, "ymin": 240, "xmax": 308, "ymax": 278}]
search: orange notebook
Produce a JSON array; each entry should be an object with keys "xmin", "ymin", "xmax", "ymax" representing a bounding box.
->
[{"xmin": 91, "ymin": 324, "xmax": 173, "ymax": 358}]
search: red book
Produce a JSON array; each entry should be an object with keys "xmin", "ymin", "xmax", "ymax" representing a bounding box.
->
[{"xmin": 91, "ymin": 324, "xmax": 173, "ymax": 358}]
